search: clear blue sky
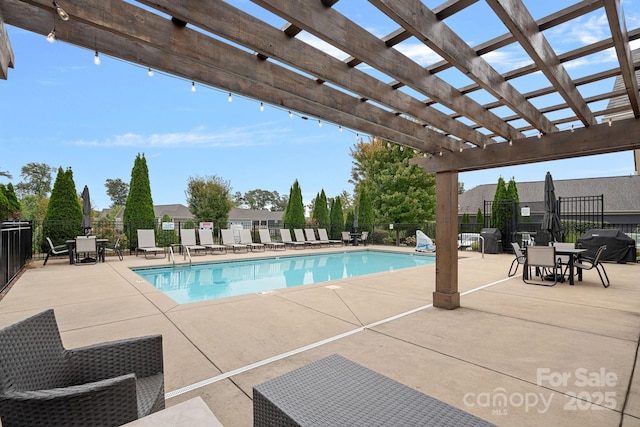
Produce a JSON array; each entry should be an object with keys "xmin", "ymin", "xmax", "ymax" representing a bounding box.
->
[{"xmin": 1, "ymin": 1, "xmax": 639, "ymax": 210}]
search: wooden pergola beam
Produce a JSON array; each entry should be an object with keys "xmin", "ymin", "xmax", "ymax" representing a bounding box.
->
[
  {"xmin": 251, "ymin": 0, "xmax": 524, "ymax": 142},
  {"xmin": 372, "ymin": 0, "xmax": 557, "ymax": 135},
  {"xmin": 411, "ymin": 117, "xmax": 640, "ymax": 173},
  {"xmin": 486, "ymin": 0, "xmax": 597, "ymax": 128},
  {"xmin": 0, "ymin": 10, "xmax": 14, "ymax": 80},
  {"xmin": 136, "ymin": 0, "xmax": 491, "ymax": 150},
  {"xmin": 603, "ymin": 0, "xmax": 640, "ymax": 117}
]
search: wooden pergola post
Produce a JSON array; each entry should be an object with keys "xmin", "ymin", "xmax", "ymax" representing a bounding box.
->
[{"xmin": 433, "ymin": 171, "xmax": 460, "ymax": 310}]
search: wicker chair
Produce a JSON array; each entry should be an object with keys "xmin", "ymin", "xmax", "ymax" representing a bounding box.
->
[{"xmin": 0, "ymin": 309, "xmax": 164, "ymax": 427}]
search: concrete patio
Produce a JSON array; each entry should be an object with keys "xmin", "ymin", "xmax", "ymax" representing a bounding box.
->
[{"xmin": 0, "ymin": 246, "xmax": 638, "ymax": 426}]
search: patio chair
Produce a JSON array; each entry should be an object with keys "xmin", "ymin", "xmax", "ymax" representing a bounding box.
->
[
  {"xmin": 508, "ymin": 242, "xmax": 526, "ymax": 277},
  {"xmin": 341, "ymin": 231, "xmax": 351, "ymax": 246},
  {"xmin": 0, "ymin": 309, "xmax": 165, "ymax": 427},
  {"xmin": 318, "ymin": 228, "xmax": 341, "ymax": 246},
  {"xmin": 574, "ymin": 245, "xmax": 610, "ymax": 288},
  {"xmin": 294, "ymin": 229, "xmax": 319, "ymax": 247},
  {"xmin": 74, "ymin": 236, "xmax": 98, "ymax": 265},
  {"xmin": 221, "ymin": 229, "xmax": 248, "ymax": 253},
  {"xmin": 136, "ymin": 229, "xmax": 166, "ymax": 259},
  {"xmin": 43, "ymin": 237, "xmax": 69, "ymax": 266},
  {"xmin": 279, "ymin": 229, "xmax": 305, "ymax": 249},
  {"xmin": 239, "ymin": 229, "xmax": 265, "ymax": 251},
  {"xmin": 198, "ymin": 229, "xmax": 227, "ymax": 254},
  {"xmin": 360, "ymin": 231, "xmax": 369, "ymax": 246},
  {"xmin": 258, "ymin": 229, "xmax": 286, "ymax": 251},
  {"xmin": 103, "ymin": 235, "xmax": 123, "ymax": 261},
  {"xmin": 180, "ymin": 228, "xmax": 207, "ymax": 256},
  {"xmin": 522, "ymin": 246, "xmax": 563, "ymax": 286},
  {"xmin": 303, "ymin": 229, "xmax": 324, "ymax": 247},
  {"xmin": 550, "ymin": 241, "xmax": 575, "ymax": 279}
]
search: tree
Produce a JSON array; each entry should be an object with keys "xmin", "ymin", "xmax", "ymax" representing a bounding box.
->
[
  {"xmin": 0, "ymin": 183, "xmax": 20, "ymax": 218},
  {"xmin": 475, "ymin": 208, "xmax": 484, "ymax": 233},
  {"xmin": 311, "ymin": 189, "xmax": 330, "ymax": 228},
  {"xmin": 459, "ymin": 182, "xmax": 465, "ymax": 194},
  {"xmin": 351, "ymin": 137, "xmax": 435, "ymax": 225},
  {"xmin": 233, "ymin": 189, "xmax": 288, "ymax": 211},
  {"xmin": 0, "ymin": 169, "xmax": 11, "ymax": 179},
  {"xmin": 329, "ymin": 196, "xmax": 344, "ymax": 239},
  {"xmin": 15, "ymin": 162, "xmax": 55, "ymax": 198},
  {"xmin": 282, "ymin": 180, "xmax": 305, "ymax": 229},
  {"xmin": 105, "ymin": 178, "xmax": 129, "ymax": 207},
  {"xmin": 19, "ymin": 195, "xmax": 48, "ymax": 221},
  {"xmin": 356, "ymin": 187, "xmax": 374, "ymax": 232},
  {"xmin": 490, "ymin": 177, "xmax": 512, "ymax": 238},
  {"xmin": 185, "ymin": 175, "xmax": 233, "ymax": 224},
  {"xmin": 0, "ymin": 187, "xmax": 9, "ymax": 220},
  {"xmin": 123, "ymin": 154, "xmax": 156, "ymax": 249},
  {"xmin": 43, "ymin": 167, "xmax": 83, "ymax": 247},
  {"xmin": 337, "ymin": 190, "xmax": 353, "ymax": 213},
  {"xmin": 460, "ymin": 212, "xmax": 470, "ymax": 232}
]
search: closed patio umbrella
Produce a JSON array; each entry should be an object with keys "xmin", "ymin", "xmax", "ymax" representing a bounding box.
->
[
  {"xmin": 81, "ymin": 185, "xmax": 92, "ymax": 235},
  {"xmin": 541, "ymin": 172, "xmax": 562, "ymax": 242}
]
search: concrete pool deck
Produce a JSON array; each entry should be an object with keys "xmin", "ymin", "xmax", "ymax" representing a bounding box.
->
[{"xmin": 1, "ymin": 245, "xmax": 639, "ymax": 426}]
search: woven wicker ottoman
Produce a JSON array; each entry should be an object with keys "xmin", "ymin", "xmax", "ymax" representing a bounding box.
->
[{"xmin": 253, "ymin": 354, "xmax": 495, "ymax": 426}]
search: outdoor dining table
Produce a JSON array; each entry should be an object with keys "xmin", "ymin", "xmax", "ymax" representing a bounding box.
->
[
  {"xmin": 65, "ymin": 239, "xmax": 109, "ymax": 264},
  {"xmin": 523, "ymin": 246, "xmax": 587, "ymax": 285},
  {"xmin": 349, "ymin": 232, "xmax": 362, "ymax": 246}
]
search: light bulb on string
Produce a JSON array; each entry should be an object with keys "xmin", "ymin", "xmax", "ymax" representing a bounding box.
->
[
  {"xmin": 46, "ymin": 28, "xmax": 56, "ymax": 43},
  {"xmin": 318, "ymin": 120, "xmax": 322, "ymax": 128},
  {"xmin": 288, "ymin": 111, "xmax": 293, "ymax": 118},
  {"xmin": 339, "ymin": 125, "xmax": 343, "ymax": 132},
  {"xmin": 191, "ymin": 82, "xmax": 196, "ymax": 92},
  {"xmin": 228, "ymin": 93, "xmax": 232, "ymax": 103},
  {"xmin": 260, "ymin": 102, "xmax": 264, "ymax": 112},
  {"xmin": 147, "ymin": 68, "xmax": 153, "ymax": 77},
  {"xmin": 53, "ymin": 1, "xmax": 69, "ymax": 21},
  {"xmin": 93, "ymin": 51, "xmax": 101, "ymax": 65}
]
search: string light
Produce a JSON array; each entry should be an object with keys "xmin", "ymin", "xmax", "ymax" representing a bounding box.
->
[
  {"xmin": 288, "ymin": 111, "xmax": 293, "ymax": 118},
  {"xmin": 508, "ymin": 140, "xmax": 513, "ymax": 146},
  {"xmin": 608, "ymin": 118, "xmax": 612, "ymax": 126},
  {"xmin": 260, "ymin": 102, "xmax": 264, "ymax": 112},
  {"xmin": 228, "ymin": 93, "xmax": 232, "ymax": 103},
  {"xmin": 53, "ymin": 1, "xmax": 69, "ymax": 21},
  {"xmin": 571, "ymin": 124, "xmax": 574, "ymax": 133},
  {"xmin": 537, "ymin": 131, "xmax": 542, "ymax": 139},
  {"xmin": 318, "ymin": 120, "xmax": 322, "ymax": 128},
  {"xmin": 191, "ymin": 81, "xmax": 196, "ymax": 92},
  {"xmin": 439, "ymin": 151, "xmax": 443, "ymax": 156},
  {"xmin": 356, "ymin": 133, "xmax": 359, "ymax": 141},
  {"xmin": 46, "ymin": 28, "xmax": 56, "ymax": 43},
  {"xmin": 339, "ymin": 125, "xmax": 343, "ymax": 132},
  {"xmin": 93, "ymin": 51, "xmax": 101, "ymax": 65},
  {"xmin": 147, "ymin": 68, "xmax": 153, "ymax": 77}
]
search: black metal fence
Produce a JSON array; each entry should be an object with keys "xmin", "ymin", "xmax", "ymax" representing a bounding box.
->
[{"xmin": 1, "ymin": 221, "xmax": 32, "ymax": 292}]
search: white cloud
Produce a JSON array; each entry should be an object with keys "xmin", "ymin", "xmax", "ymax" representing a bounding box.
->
[
  {"xmin": 481, "ymin": 50, "xmax": 532, "ymax": 73},
  {"xmin": 393, "ymin": 43, "xmax": 442, "ymax": 66},
  {"xmin": 72, "ymin": 123, "xmax": 293, "ymax": 148}
]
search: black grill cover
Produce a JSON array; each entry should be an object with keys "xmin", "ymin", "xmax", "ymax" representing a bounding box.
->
[
  {"xmin": 577, "ymin": 229, "xmax": 636, "ymax": 263},
  {"xmin": 480, "ymin": 228, "xmax": 502, "ymax": 254}
]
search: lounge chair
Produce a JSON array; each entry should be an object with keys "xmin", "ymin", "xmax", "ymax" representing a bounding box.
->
[
  {"xmin": 508, "ymin": 242, "xmax": 526, "ymax": 276},
  {"xmin": 522, "ymin": 246, "xmax": 562, "ymax": 286},
  {"xmin": 280, "ymin": 229, "xmax": 305, "ymax": 249},
  {"xmin": 198, "ymin": 229, "xmax": 227, "ymax": 254},
  {"xmin": 259, "ymin": 229, "xmax": 286, "ymax": 251},
  {"xmin": 318, "ymin": 228, "xmax": 341, "ymax": 246},
  {"xmin": 0, "ymin": 309, "xmax": 165, "ymax": 426},
  {"xmin": 136, "ymin": 229, "xmax": 166, "ymax": 258},
  {"xmin": 294, "ymin": 228, "xmax": 319, "ymax": 247},
  {"xmin": 240, "ymin": 229, "xmax": 265, "ymax": 251},
  {"xmin": 574, "ymin": 245, "xmax": 610, "ymax": 288},
  {"xmin": 304, "ymin": 229, "xmax": 325, "ymax": 247},
  {"xmin": 74, "ymin": 235, "xmax": 98, "ymax": 265},
  {"xmin": 104, "ymin": 235, "xmax": 124, "ymax": 260},
  {"xmin": 180, "ymin": 228, "xmax": 208, "ymax": 256},
  {"xmin": 221, "ymin": 229, "xmax": 248, "ymax": 253},
  {"xmin": 43, "ymin": 237, "xmax": 69, "ymax": 266}
]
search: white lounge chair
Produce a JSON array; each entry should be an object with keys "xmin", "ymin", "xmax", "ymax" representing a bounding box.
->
[
  {"xmin": 280, "ymin": 229, "xmax": 305, "ymax": 249},
  {"xmin": 136, "ymin": 229, "xmax": 166, "ymax": 259},
  {"xmin": 304, "ymin": 229, "xmax": 325, "ymax": 247},
  {"xmin": 239, "ymin": 229, "xmax": 265, "ymax": 251},
  {"xmin": 198, "ymin": 229, "xmax": 227, "ymax": 254},
  {"xmin": 221, "ymin": 229, "xmax": 248, "ymax": 253},
  {"xmin": 180, "ymin": 228, "xmax": 207, "ymax": 256},
  {"xmin": 318, "ymin": 229, "xmax": 342, "ymax": 246},
  {"xmin": 295, "ymin": 228, "xmax": 320, "ymax": 247},
  {"xmin": 258, "ymin": 229, "xmax": 286, "ymax": 251}
]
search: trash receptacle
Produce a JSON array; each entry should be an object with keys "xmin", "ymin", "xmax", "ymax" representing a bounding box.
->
[{"xmin": 480, "ymin": 228, "xmax": 502, "ymax": 254}]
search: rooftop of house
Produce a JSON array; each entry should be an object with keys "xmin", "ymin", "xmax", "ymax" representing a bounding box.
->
[{"xmin": 458, "ymin": 174, "xmax": 640, "ymax": 215}]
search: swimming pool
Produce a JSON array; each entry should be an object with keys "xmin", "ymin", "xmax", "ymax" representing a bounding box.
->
[{"xmin": 132, "ymin": 250, "xmax": 435, "ymax": 304}]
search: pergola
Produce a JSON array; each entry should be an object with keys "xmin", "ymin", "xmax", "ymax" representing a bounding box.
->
[{"xmin": 1, "ymin": 0, "xmax": 639, "ymax": 309}]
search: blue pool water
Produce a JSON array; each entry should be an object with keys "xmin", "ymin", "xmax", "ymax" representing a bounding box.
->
[{"xmin": 132, "ymin": 250, "xmax": 435, "ymax": 304}]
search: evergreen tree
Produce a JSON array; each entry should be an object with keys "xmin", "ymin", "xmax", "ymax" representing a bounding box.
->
[
  {"xmin": 123, "ymin": 154, "xmax": 156, "ymax": 249},
  {"xmin": 460, "ymin": 212, "xmax": 470, "ymax": 233},
  {"xmin": 312, "ymin": 189, "xmax": 330, "ymax": 229},
  {"xmin": 345, "ymin": 209, "xmax": 354, "ymax": 231},
  {"xmin": 475, "ymin": 208, "xmax": 484, "ymax": 233},
  {"xmin": 0, "ymin": 183, "xmax": 20, "ymax": 219},
  {"xmin": 43, "ymin": 167, "xmax": 83, "ymax": 247},
  {"xmin": 329, "ymin": 196, "xmax": 344, "ymax": 239},
  {"xmin": 0, "ymin": 186, "xmax": 9, "ymax": 219},
  {"xmin": 357, "ymin": 188, "xmax": 374, "ymax": 232},
  {"xmin": 5, "ymin": 183, "xmax": 21, "ymax": 216},
  {"xmin": 490, "ymin": 177, "xmax": 511, "ymax": 238},
  {"xmin": 282, "ymin": 180, "xmax": 305, "ymax": 229}
]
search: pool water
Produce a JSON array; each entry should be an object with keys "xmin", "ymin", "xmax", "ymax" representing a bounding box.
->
[{"xmin": 132, "ymin": 250, "xmax": 435, "ymax": 304}]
